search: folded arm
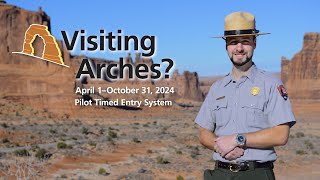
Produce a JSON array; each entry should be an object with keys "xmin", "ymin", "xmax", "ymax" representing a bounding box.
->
[
  {"xmin": 245, "ymin": 123, "xmax": 290, "ymax": 148},
  {"xmin": 215, "ymin": 123, "xmax": 290, "ymax": 156}
]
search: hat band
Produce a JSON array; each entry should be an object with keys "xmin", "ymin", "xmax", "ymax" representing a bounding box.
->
[{"xmin": 224, "ymin": 29, "xmax": 259, "ymax": 36}]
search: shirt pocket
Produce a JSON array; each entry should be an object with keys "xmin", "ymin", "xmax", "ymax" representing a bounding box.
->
[
  {"xmin": 212, "ymin": 99, "xmax": 229, "ymax": 128},
  {"xmin": 241, "ymin": 99, "xmax": 269, "ymax": 131}
]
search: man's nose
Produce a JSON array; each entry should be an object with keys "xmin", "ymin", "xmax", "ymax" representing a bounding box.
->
[{"xmin": 236, "ymin": 43, "xmax": 244, "ymax": 51}]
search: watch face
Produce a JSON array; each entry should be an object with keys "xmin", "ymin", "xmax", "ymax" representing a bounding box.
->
[{"xmin": 238, "ymin": 135, "xmax": 244, "ymax": 142}]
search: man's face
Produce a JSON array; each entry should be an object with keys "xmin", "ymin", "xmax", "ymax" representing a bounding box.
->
[{"xmin": 226, "ymin": 36, "xmax": 256, "ymax": 66}]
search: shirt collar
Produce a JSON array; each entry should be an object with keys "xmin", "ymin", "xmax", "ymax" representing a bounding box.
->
[
  {"xmin": 224, "ymin": 62, "xmax": 257, "ymax": 87},
  {"xmin": 223, "ymin": 73, "xmax": 233, "ymax": 87}
]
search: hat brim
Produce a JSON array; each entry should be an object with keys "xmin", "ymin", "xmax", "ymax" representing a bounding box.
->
[{"xmin": 211, "ymin": 32, "xmax": 271, "ymax": 38}]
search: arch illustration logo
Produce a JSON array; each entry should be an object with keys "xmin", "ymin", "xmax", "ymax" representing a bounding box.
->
[{"xmin": 12, "ymin": 24, "xmax": 69, "ymax": 68}]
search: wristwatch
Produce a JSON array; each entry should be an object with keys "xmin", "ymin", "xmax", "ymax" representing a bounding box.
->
[{"xmin": 236, "ymin": 134, "xmax": 246, "ymax": 147}]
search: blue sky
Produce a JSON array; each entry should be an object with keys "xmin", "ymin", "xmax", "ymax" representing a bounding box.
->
[{"xmin": 8, "ymin": 0, "xmax": 320, "ymax": 76}]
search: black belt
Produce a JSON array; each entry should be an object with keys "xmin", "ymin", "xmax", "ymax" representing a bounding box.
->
[{"xmin": 215, "ymin": 161, "xmax": 274, "ymax": 172}]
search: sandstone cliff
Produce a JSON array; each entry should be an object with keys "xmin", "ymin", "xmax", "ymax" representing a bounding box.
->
[
  {"xmin": 281, "ymin": 32, "xmax": 320, "ymax": 99},
  {"xmin": 0, "ymin": 3, "xmax": 76, "ymax": 115}
]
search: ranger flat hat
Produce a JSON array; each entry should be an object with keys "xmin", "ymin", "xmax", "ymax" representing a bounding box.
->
[{"xmin": 213, "ymin": 11, "xmax": 270, "ymax": 39}]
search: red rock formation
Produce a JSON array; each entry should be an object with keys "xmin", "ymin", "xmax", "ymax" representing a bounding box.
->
[
  {"xmin": 0, "ymin": 3, "xmax": 75, "ymax": 115},
  {"xmin": 154, "ymin": 70, "xmax": 203, "ymax": 101},
  {"xmin": 281, "ymin": 32, "xmax": 320, "ymax": 99},
  {"xmin": 170, "ymin": 70, "xmax": 204, "ymax": 101}
]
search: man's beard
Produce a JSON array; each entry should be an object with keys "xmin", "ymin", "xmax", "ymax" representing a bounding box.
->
[{"xmin": 230, "ymin": 55, "xmax": 252, "ymax": 66}]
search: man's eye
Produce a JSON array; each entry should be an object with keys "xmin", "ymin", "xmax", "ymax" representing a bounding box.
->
[
  {"xmin": 241, "ymin": 40, "xmax": 250, "ymax": 45},
  {"xmin": 229, "ymin": 41, "xmax": 237, "ymax": 45}
]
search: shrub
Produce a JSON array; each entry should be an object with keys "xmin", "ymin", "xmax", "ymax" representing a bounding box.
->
[
  {"xmin": 304, "ymin": 140, "xmax": 314, "ymax": 150},
  {"xmin": 31, "ymin": 145, "xmax": 40, "ymax": 152},
  {"xmin": 191, "ymin": 153, "xmax": 197, "ymax": 159},
  {"xmin": 57, "ymin": 142, "xmax": 71, "ymax": 149},
  {"xmin": 2, "ymin": 138, "xmax": 9, "ymax": 143},
  {"xmin": 14, "ymin": 149, "xmax": 30, "ymax": 157},
  {"xmin": 16, "ymin": 112, "xmax": 21, "ymax": 116},
  {"xmin": 60, "ymin": 174, "xmax": 68, "ymax": 178},
  {"xmin": 88, "ymin": 141, "xmax": 96, "ymax": 147},
  {"xmin": 177, "ymin": 175, "xmax": 184, "ymax": 180},
  {"xmin": 289, "ymin": 134, "xmax": 295, "ymax": 139},
  {"xmin": 108, "ymin": 131, "xmax": 117, "ymax": 138},
  {"xmin": 49, "ymin": 129, "xmax": 57, "ymax": 134},
  {"xmin": 296, "ymin": 132, "xmax": 305, "ymax": 138},
  {"xmin": 132, "ymin": 137, "xmax": 141, "ymax": 143},
  {"xmin": 63, "ymin": 113, "xmax": 70, "ymax": 119},
  {"xmin": 35, "ymin": 149, "xmax": 47, "ymax": 160},
  {"xmin": 107, "ymin": 136, "xmax": 115, "ymax": 145},
  {"xmin": 99, "ymin": 128, "xmax": 105, "ymax": 134},
  {"xmin": 156, "ymin": 156, "xmax": 170, "ymax": 164},
  {"xmin": 176, "ymin": 150, "xmax": 183, "ymax": 155},
  {"xmin": 296, "ymin": 150, "xmax": 308, "ymax": 155},
  {"xmin": 98, "ymin": 168, "xmax": 109, "ymax": 176},
  {"xmin": 108, "ymin": 127, "xmax": 116, "ymax": 131},
  {"xmin": 81, "ymin": 127, "xmax": 89, "ymax": 135},
  {"xmin": 190, "ymin": 146, "xmax": 200, "ymax": 159},
  {"xmin": 1, "ymin": 123, "xmax": 8, "ymax": 128}
]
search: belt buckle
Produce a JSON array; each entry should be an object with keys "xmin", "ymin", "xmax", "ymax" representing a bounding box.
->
[
  {"xmin": 229, "ymin": 163, "xmax": 241, "ymax": 172},
  {"xmin": 229, "ymin": 162, "xmax": 247, "ymax": 172}
]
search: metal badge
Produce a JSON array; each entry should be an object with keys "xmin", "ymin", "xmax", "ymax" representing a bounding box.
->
[{"xmin": 251, "ymin": 87, "xmax": 260, "ymax": 96}]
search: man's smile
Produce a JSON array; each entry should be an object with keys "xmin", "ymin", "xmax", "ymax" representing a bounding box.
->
[{"xmin": 234, "ymin": 53, "xmax": 246, "ymax": 58}]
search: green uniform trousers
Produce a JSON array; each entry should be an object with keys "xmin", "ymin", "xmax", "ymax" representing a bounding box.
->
[{"xmin": 204, "ymin": 168, "xmax": 276, "ymax": 180}]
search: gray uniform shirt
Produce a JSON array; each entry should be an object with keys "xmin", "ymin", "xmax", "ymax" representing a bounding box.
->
[{"xmin": 195, "ymin": 64, "xmax": 296, "ymax": 163}]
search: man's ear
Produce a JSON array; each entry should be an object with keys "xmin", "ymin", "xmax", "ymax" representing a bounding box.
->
[
  {"xmin": 253, "ymin": 37, "xmax": 257, "ymax": 49},
  {"xmin": 225, "ymin": 38, "xmax": 228, "ymax": 50}
]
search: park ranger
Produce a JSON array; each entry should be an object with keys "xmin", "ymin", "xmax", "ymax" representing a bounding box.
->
[{"xmin": 195, "ymin": 11, "xmax": 296, "ymax": 180}]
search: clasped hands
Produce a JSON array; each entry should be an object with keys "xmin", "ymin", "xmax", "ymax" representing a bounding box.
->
[{"xmin": 214, "ymin": 134, "xmax": 244, "ymax": 161}]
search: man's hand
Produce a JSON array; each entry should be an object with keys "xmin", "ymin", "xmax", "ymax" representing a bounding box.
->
[
  {"xmin": 214, "ymin": 135, "xmax": 238, "ymax": 157},
  {"xmin": 224, "ymin": 147, "xmax": 244, "ymax": 160}
]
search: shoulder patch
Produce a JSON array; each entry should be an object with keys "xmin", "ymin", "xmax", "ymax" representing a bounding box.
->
[{"xmin": 277, "ymin": 85, "xmax": 288, "ymax": 100}]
